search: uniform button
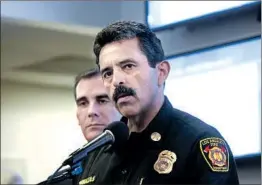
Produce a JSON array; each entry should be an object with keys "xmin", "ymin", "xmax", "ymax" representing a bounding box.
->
[
  {"xmin": 151, "ymin": 132, "xmax": 161, "ymax": 141},
  {"xmin": 121, "ymin": 169, "xmax": 127, "ymax": 174}
]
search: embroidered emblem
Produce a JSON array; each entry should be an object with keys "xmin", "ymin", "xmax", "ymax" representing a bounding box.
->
[
  {"xmin": 153, "ymin": 150, "xmax": 177, "ymax": 174},
  {"xmin": 151, "ymin": 132, "xmax": 161, "ymax": 141},
  {"xmin": 200, "ymin": 137, "xmax": 229, "ymax": 172},
  {"xmin": 79, "ymin": 176, "xmax": 96, "ymax": 185}
]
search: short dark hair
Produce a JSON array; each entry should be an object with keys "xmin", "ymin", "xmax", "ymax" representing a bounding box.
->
[
  {"xmin": 93, "ymin": 21, "xmax": 165, "ymax": 68},
  {"xmin": 73, "ymin": 67, "xmax": 101, "ymax": 100}
]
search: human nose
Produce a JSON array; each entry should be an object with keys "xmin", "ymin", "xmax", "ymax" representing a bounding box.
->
[
  {"xmin": 112, "ymin": 69, "xmax": 125, "ymax": 87},
  {"xmin": 87, "ymin": 102, "xmax": 99, "ymax": 118}
]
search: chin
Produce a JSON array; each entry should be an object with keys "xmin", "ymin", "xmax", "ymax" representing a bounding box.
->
[
  {"xmin": 85, "ymin": 132, "xmax": 100, "ymax": 141},
  {"xmin": 119, "ymin": 106, "xmax": 139, "ymax": 118}
]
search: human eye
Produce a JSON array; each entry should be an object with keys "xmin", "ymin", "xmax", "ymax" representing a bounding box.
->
[
  {"xmin": 123, "ymin": 63, "xmax": 135, "ymax": 70},
  {"xmin": 77, "ymin": 101, "xmax": 88, "ymax": 107},
  {"xmin": 98, "ymin": 98, "xmax": 109, "ymax": 105},
  {"xmin": 102, "ymin": 70, "xmax": 113, "ymax": 79}
]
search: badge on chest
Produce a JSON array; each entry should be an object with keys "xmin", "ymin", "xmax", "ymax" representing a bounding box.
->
[{"xmin": 153, "ymin": 150, "xmax": 177, "ymax": 174}]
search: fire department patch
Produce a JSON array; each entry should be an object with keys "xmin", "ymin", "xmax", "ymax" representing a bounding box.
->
[{"xmin": 200, "ymin": 137, "xmax": 229, "ymax": 172}]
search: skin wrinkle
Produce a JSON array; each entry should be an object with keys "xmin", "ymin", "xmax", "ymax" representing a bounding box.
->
[{"xmin": 99, "ymin": 38, "xmax": 169, "ymax": 133}]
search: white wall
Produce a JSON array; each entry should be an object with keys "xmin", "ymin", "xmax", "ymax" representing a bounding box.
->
[{"xmin": 1, "ymin": 81, "xmax": 86, "ymax": 184}]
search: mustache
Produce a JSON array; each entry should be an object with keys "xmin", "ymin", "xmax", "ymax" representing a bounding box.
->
[{"xmin": 113, "ymin": 85, "xmax": 136, "ymax": 103}]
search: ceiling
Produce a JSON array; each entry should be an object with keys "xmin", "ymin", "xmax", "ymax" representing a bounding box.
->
[{"xmin": 1, "ymin": 16, "xmax": 101, "ymax": 88}]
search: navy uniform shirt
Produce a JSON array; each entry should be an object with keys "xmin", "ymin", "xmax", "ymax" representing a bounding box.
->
[{"xmin": 77, "ymin": 96, "xmax": 239, "ymax": 185}]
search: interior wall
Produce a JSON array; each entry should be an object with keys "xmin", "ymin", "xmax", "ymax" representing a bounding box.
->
[
  {"xmin": 1, "ymin": 1, "xmax": 145, "ymax": 27},
  {"xmin": 0, "ymin": 1, "xmax": 122, "ymax": 27},
  {"xmin": 1, "ymin": 80, "xmax": 86, "ymax": 184}
]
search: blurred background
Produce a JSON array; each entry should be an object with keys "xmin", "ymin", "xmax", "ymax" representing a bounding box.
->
[{"xmin": 1, "ymin": 1, "xmax": 261, "ymax": 184}]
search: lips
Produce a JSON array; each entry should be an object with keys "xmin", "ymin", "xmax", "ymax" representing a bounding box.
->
[
  {"xmin": 117, "ymin": 94, "xmax": 129, "ymax": 100},
  {"xmin": 116, "ymin": 93, "xmax": 133, "ymax": 103},
  {"xmin": 87, "ymin": 124, "xmax": 105, "ymax": 129}
]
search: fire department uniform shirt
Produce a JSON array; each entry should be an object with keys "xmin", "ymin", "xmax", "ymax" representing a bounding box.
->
[{"xmin": 77, "ymin": 96, "xmax": 239, "ymax": 185}]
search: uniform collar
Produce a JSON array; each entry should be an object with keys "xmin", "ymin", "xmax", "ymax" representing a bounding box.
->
[{"xmin": 120, "ymin": 96, "xmax": 174, "ymax": 152}]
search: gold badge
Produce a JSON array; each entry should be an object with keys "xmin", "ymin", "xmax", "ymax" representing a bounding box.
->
[
  {"xmin": 153, "ymin": 150, "xmax": 177, "ymax": 174},
  {"xmin": 151, "ymin": 132, "xmax": 161, "ymax": 141},
  {"xmin": 200, "ymin": 137, "xmax": 229, "ymax": 172}
]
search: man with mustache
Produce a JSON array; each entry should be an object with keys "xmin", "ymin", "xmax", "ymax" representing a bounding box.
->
[{"xmin": 77, "ymin": 21, "xmax": 239, "ymax": 184}]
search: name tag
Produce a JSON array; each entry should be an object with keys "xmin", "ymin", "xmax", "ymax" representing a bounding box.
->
[{"xmin": 79, "ymin": 176, "xmax": 96, "ymax": 185}]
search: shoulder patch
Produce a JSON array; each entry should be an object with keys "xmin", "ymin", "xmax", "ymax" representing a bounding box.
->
[{"xmin": 199, "ymin": 137, "xmax": 229, "ymax": 172}]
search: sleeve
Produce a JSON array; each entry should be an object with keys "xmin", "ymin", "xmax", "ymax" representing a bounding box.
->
[{"xmin": 190, "ymin": 132, "xmax": 240, "ymax": 184}]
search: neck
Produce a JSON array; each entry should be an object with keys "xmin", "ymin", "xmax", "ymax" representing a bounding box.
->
[{"xmin": 128, "ymin": 93, "xmax": 165, "ymax": 133}]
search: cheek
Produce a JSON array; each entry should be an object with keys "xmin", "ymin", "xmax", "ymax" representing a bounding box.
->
[
  {"xmin": 76, "ymin": 110, "xmax": 81, "ymax": 120},
  {"xmin": 137, "ymin": 73, "xmax": 158, "ymax": 105},
  {"xmin": 77, "ymin": 109, "xmax": 87, "ymax": 123},
  {"xmin": 132, "ymin": 71, "xmax": 153, "ymax": 92},
  {"xmin": 130, "ymin": 71, "xmax": 143, "ymax": 87},
  {"xmin": 103, "ymin": 107, "xmax": 119, "ymax": 121},
  {"xmin": 109, "ymin": 86, "xmax": 115, "ymax": 98},
  {"xmin": 103, "ymin": 81, "xmax": 111, "ymax": 90},
  {"xmin": 103, "ymin": 82, "xmax": 113, "ymax": 97}
]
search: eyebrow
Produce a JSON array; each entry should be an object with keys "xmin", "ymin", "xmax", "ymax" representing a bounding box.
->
[
  {"xmin": 76, "ymin": 96, "xmax": 87, "ymax": 104},
  {"xmin": 76, "ymin": 94, "xmax": 109, "ymax": 103},
  {"xmin": 101, "ymin": 59, "xmax": 137, "ymax": 74},
  {"xmin": 117, "ymin": 59, "xmax": 137, "ymax": 66},
  {"xmin": 96, "ymin": 94, "xmax": 110, "ymax": 100}
]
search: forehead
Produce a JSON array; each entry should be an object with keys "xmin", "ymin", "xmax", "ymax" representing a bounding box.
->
[
  {"xmin": 76, "ymin": 76, "xmax": 108, "ymax": 99},
  {"xmin": 99, "ymin": 38, "xmax": 148, "ymax": 68}
]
